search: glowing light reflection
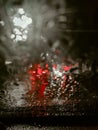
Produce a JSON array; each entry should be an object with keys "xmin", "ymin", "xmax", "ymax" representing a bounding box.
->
[
  {"xmin": 13, "ymin": 15, "xmax": 32, "ymax": 29},
  {"xmin": 18, "ymin": 8, "xmax": 25, "ymax": 15},
  {"xmin": 0, "ymin": 20, "xmax": 5, "ymax": 26},
  {"xmin": 11, "ymin": 8, "xmax": 32, "ymax": 42},
  {"xmin": 27, "ymin": 62, "xmax": 79, "ymax": 106}
]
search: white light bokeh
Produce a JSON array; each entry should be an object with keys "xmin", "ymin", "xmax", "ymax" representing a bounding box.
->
[
  {"xmin": 13, "ymin": 15, "xmax": 32, "ymax": 29},
  {"xmin": 10, "ymin": 8, "xmax": 32, "ymax": 42},
  {"xmin": 53, "ymin": 64, "xmax": 63, "ymax": 77},
  {"xmin": 18, "ymin": 8, "xmax": 25, "ymax": 15},
  {"xmin": 0, "ymin": 20, "xmax": 5, "ymax": 26}
]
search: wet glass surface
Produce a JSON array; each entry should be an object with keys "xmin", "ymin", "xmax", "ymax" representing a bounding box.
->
[
  {"xmin": 6, "ymin": 126, "xmax": 98, "ymax": 130},
  {"xmin": 0, "ymin": 0, "xmax": 98, "ymax": 119}
]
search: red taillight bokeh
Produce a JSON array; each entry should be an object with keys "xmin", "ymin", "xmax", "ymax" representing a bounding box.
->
[{"xmin": 27, "ymin": 63, "xmax": 78, "ymax": 103}]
